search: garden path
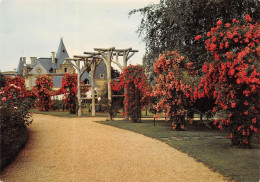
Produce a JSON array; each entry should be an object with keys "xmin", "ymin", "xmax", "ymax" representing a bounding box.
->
[{"xmin": 0, "ymin": 114, "xmax": 229, "ymax": 182}]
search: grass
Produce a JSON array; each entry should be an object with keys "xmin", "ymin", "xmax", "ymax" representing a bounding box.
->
[
  {"xmin": 31, "ymin": 108, "xmax": 111, "ymax": 118},
  {"xmin": 31, "ymin": 108, "xmax": 155, "ymax": 118},
  {"xmin": 96, "ymin": 119, "xmax": 260, "ymax": 182},
  {"xmin": 0, "ymin": 126, "xmax": 29, "ymax": 171}
]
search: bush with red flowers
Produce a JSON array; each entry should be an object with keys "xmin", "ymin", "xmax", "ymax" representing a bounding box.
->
[
  {"xmin": 33, "ymin": 75, "xmax": 54, "ymax": 111},
  {"xmin": 56, "ymin": 73, "xmax": 78, "ymax": 114},
  {"xmin": 152, "ymin": 51, "xmax": 195, "ymax": 130},
  {"xmin": 0, "ymin": 76, "xmax": 33, "ymax": 169},
  {"xmin": 112, "ymin": 65, "xmax": 150, "ymax": 122},
  {"xmin": 196, "ymin": 14, "xmax": 259, "ymax": 147},
  {"xmin": 4, "ymin": 76, "xmax": 32, "ymax": 99}
]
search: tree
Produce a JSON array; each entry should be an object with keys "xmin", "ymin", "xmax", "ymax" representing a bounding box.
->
[
  {"xmin": 0, "ymin": 73, "xmax": 6, "ymax": 88},
  {"xmin": 33, "ymin": 75, "xmax": 54, "ymax": 111},
  {"xmin": 130, "ymin": 0, "xmax": 259, "ymax": 76},
  {"xmin": 196, "ymin": 15, "xmax": 259, "ymax": 147},
  {"xmin": 111, "ymin": 66, "xmax": 120, "ymax": 79}
]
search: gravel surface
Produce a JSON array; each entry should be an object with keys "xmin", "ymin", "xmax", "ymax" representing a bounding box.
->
[{"xmin": 0, "ymin": 114, "xmax": 229, "ymax": 182}]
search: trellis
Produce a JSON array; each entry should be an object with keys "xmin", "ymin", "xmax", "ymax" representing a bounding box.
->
[{"xmin": 67, "ymin": 47, "xmax": 138, "ymax": 119}]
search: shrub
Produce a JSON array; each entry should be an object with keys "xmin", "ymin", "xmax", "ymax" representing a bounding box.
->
[
  {"xmin": 196, "ymin": 15, "xmax": 260, "ymax": 147},
  {"xmin": 152, "ymin": 51, "xmax": 194, "ymax": 130},
  {"xmin": 32, "ymin": 75, "xmax": 54, "ymax": 111},
  {"xmin": 0, "ymin": 77, "xmax": 33, "ymax": 146},
  {"xmin": 112, "ymin": 65, "xmax": 150, "ymax": 122},
  {"xmin": 100, "ymin": 82, "xmax": 123, "ymax": 119}
]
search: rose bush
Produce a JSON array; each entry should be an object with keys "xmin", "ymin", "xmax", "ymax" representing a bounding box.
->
[
  {"xmin": 55, "ymin": 73, "xmax": 78, "ymax": 114},
  {"xmin": 111, "ymin": 65, "xmax": 150, "ymax": 122},
  {"xmin": 0, "ymin": 76, "xmax": 33, "ymax": 146},
  {"xmin": 152, "ymin": 51, "xmax": 195, "ymax": 130},
  {"xmin": 33, "ymin": 75, "xmax": 54, "ymax": 111},
  {"xmin": 196, "ymin": 15, "xmax": 259, "ymax": 147}
]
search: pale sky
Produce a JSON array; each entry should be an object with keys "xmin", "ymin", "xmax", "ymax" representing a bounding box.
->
[{"xmin": 0, "ymin": 0, "xmax": 160, "ymax": 72}]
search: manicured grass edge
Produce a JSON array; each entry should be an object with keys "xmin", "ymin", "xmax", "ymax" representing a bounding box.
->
[{"xmin": 0, "ymin": 126, "xmax": 29, "ymax": 171}]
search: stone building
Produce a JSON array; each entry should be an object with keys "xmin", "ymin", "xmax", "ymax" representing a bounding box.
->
[
  {"xmin": 16, "ymin": 38, "xmax": 107, "ymax": 98},
  {"xmin": 17, "ymin": 38, "xmax": 74, "ymax": 90}
]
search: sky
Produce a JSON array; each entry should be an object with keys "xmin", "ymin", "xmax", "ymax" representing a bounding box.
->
[{"xmin": 0, "ymin": 0, "xmax": 160, "ymax": 72}]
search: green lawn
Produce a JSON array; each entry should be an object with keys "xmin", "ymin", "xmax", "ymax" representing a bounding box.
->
[
  {"xmin": 31, "ymin": 109, "xmax": 155, "ymax": 118},
  {"xmin": 31, "ymin": 108, "xmax": 114, "ymax": 118},
  {"xmin": 97, "ymin": 119, "xmax": 260, "ymax": 182}
]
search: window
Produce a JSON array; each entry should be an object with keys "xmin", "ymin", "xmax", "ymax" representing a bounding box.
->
[
  {"xmin": 100, "ymin": 74, "xmax": 104, "ymax": 79},
  {"xmin": 64, "ymin": 68, "xmax": 67, "ymax": 73},
  {"xmin": 49, "ymin": 68, "xmax": 53, "ymax": 73},
  {"xmin": 83, "ymin": 78, "xmax": 89, "ymax": 84}
]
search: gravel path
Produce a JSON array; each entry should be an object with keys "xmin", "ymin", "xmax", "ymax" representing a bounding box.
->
[{"xmin": 1, "ymin": 114, "xmax": 229, "ymax": 182}]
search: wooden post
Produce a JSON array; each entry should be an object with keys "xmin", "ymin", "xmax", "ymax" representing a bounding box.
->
[
  {"xmin": 91, "ymin": 62, "xmax": 96, "ymax": 117},
  {"xmin": 93, "ymin": 47, "xmax": 115, "ymax": 121},
  {"xmin": 78, "ymin": 54, "xmax": 102, "ymax": 117},
  {"xmin": 66, "ymin": 57, "xmax": 89, "ymax": 117},
  {"xmin": 77, "ymin": 60, "xmax": 82, "ymax": 117}
]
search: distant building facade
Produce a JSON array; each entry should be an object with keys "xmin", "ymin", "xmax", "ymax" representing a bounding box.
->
[
  {"xmin": 17, "ymin": 38, "xmax": 74, "ymax": 90},
  {"xmin": 16, "ymin": 38, "xmax": 107, "ymax": 98}
]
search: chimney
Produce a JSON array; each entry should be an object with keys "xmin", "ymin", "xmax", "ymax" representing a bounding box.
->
[
  {"xmin": 51, "ymin": 52, "xmax": 56, "ymax": 64},
  {"xmin": 30, "ymin": 57, "xmax": 37, "ymax": 66},
  {"xmin": 22, "ymin": 57, "xmax": 26, "ymax": 64}
]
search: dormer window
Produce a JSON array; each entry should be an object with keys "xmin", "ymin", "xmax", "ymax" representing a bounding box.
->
[
  {"xmin": 49, "ymin": 68, "xmax": 53, "ymax": 73},
  {"xmin": 64, "ymin": 68, "xmax": 67, "ymax": 73},
  {"xmin": 83, "ymin": 78, "xmax": 89, "ymax": 84},
  {"xmin": 100, "ymin": 74, "xmax": 104, "ymax": 79}
]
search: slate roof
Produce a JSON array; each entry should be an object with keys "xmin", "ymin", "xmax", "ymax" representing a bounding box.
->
[
  {"xmin": 52, "ymin": 76, "xmax": 63, "ymax": 88},
  {"xmin": 95, "ymin": 61, "xmax": 107, "ymax": 79},
  {"xmin": 56, "ymin": 38, "xmax": 69, "ymax": 68},
  {"xmin": 37, "ymin": 58, "xmax": 56, "ymax": 72},
  {"xmin": 17, "ymin": 58, "xmax": 23, "ymax": 76},
  {"xmin": 80, "ymin": 61, "xmax": 107, "ymax": 87}
]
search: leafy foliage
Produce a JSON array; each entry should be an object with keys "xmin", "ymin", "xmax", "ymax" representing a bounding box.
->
[
  {"xmin": 130, "ymin": 0, "xmax": 259, "ymax": 76},
  {"xmin": 55, "ymin": 73, "xmax": 78, "ymax": 114},
  {"xmin": 152, "ymin": 51, "xmax": 194, "ymax": 130},
  {"xmin": 0, "ymin": 73, "xmax": 6, "ymax": 88},
  {"xmin": 0, "ymin": 77, "xmax": 33, "ymax": 146},
  {"xmin": 99, "ymin": 81, "xmax": 123, "ymax": 120},
  {"xmin": 111, "ymin": 65, "xmax": 150, "ymax": 122},
  {"xmin": 32, "ymin": 75, "xmax": 54, "ymax": 111},
  {"xmin": 196, "ymin": 15, "xmax": 260, "ymax": 147}
]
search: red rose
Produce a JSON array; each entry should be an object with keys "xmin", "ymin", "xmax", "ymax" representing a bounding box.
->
[
  {"xmin": 195, "ymin": 35, "xmax": 201, "ymax": 41},
  {"xmin": 216, "ymin": 20, "xmax": 222, "ymax": 26}
]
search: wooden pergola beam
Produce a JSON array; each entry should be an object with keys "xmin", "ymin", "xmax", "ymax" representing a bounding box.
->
[
  {"xmin": 94, "ymin": 47, "xmax": 115, "ymax": 51},
  {"xmin": 83, "ymin": 51, "xmax": 101, "ymax": 55},
  {"xmin": 74, "ymin": 55, "xmax": 93, "ymax": 59}
]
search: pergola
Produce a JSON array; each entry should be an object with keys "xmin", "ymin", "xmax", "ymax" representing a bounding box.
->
[
  {"xmin": 74, "ymin": 53, "xmax": 102, "ymax": 117},
  {"xmin": 67, "ymin": 47, "xmax": 138, "ymax": 119},
  {"xmin": 65, "ymin": 57, "xmax": 94, "ymax": 117}
]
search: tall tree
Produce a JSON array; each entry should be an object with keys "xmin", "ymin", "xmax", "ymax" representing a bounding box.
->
[{"xmin": 130, "ymin": 0, "xmax": 259, "ymax": 77}]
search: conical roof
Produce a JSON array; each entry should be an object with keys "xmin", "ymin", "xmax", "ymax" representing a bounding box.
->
[
  {"xmin": 17, "ymin": 58, "xmax": 24, "ymax": 76},
  {"xmin": 56, "ymin": 38, "xmax": 69, "ymax": 68}
]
